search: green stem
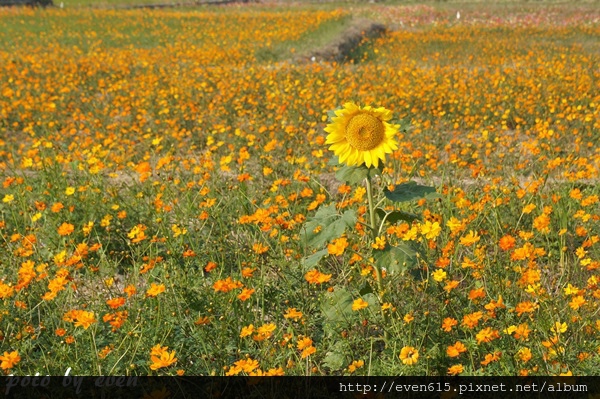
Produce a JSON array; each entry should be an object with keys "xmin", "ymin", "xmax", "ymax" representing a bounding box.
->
[
  {"xmin": 365, "ymin": 177, "xmax": 377, "ymax": 241},
  {"xmin": 365, "ymin": 176, "xmax": 389, "ymax": 342}
]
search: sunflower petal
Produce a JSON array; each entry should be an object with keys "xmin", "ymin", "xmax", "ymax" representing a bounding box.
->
[{"xmin": 363, "ymin": 151, "xmax": 372, "ymax": 168}]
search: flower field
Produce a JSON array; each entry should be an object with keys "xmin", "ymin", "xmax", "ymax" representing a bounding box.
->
[{"xmin": 0, "ymin": 4, "xmax": 599, "ymax": 376}]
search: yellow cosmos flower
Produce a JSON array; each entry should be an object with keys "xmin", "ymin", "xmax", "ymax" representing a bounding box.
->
[
  {"xmin": 431, "ymin": 269, "xmax": 447, "ymax": 282},
  {"xmin": 420, "ymin": 221, "xmax": 442, "ymax": 240},
  {"xmin": 551, "ymin": 321, "xmax": 567, "ymax": 334},
  {"xmin": 325, "ymin": 102, "xmax": 399, "ymax": 168},
  {"xmin": 150, "ymin": 347, "xmax": 177, "ymax": 370},
  {"xmin": 352, "ymin": 298, "xmax": 369, "ymax": 311},
  {"xmin": 399, "ymin": 346, "xmax": 419, "ymax": 365}
]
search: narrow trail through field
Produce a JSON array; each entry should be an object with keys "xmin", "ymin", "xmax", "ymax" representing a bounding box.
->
[{"xmin": 297, "ymin": 18, "xmax": 386, "ymax": 63}]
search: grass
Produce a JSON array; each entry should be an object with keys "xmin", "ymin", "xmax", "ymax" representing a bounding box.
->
[
  {"xmin": 0, "ymin": 3, "xmax": 599, "ymax": 377},
  {"xmin": 254, "ymin": 12, "xmax": 352, "ymax": 63}
]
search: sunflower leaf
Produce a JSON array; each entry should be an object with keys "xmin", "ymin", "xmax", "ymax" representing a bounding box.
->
[
  {"xmin": 335, "ymin": 164, "xmax": 382, "ymax": 185},
  {"xmin": 327, "ymin": 155, "xmax": 340, "ymax": 166},
  {"xmin": 321, "ymin": 287, "xmax": 354, "ymax": 323},
  {"xmin": 383, "ymin": 181, "xmax": 440, "ymax": 203},
  {"xmin": 327, "ymin": 109, "xmax": 340, "ymax": 120},
  {"xmin": 323, "ymin": 351, "xmax": 346, "ymax": 372},
  {"xmin": 375, "ymin": 208, "xmax": 421, "ymax": 224},
  {"xmin": 373, "ymin": 243, "xmax": 418, "ymax": 274},
  {"xmin": 301, "ymin": 204, "xmax": 356, "ymax": 249},
  {"xmin": 359, "ymin": 282, "xmax": 374, "ymax": 296},
  {"xmin": 301, "ymin": 248, "xmax": 329, "ymax": 271},
  {"xmin": 362, "ymin": 293, "xmax": 379, "ymax": 308}
]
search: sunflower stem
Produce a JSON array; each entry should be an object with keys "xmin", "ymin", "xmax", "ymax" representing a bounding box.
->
[
  {"xmin": 365, "ymin": 177, "xmax": 377, "ymax": 242},
  {"xmin": 365, "ymin": 175, "xmax": 389, "ymax": 342}
]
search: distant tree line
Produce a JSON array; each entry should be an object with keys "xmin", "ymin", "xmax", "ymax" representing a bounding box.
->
[{"xmin": 0, "ymin": 0, "xmax": 53, "ymax": 6}]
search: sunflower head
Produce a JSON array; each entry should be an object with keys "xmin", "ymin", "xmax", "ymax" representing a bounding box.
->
[{"xmin": 325, "ymin": 102, "xmax": 399, "ymax": 168}]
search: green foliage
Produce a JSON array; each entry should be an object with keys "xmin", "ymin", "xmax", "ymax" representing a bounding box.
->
[
  {"xmin": 322, "ymin": 349, "xmax": 346, "ymax": 372},
  {"xmin": 301, "ymin": 248, "xmax": 329, "ymax": 271},
  {"xmin": 384, "ymin": 181, "xmax": 441, "ymax": 203},
  {"xmin": 335, "ymin": 163, "xmax": 382, "ymax": 185},
  {"xmin": 373, "ymin": 243, "xmax": 418, "ymax": 275},
  {"xmin": 376, "ymin": 208, "xmax": 420, "ymax": 224},
  {"xmin": 301, "ymin": 204, "xmax": 356, "ymax": 249},
  {"xmin": 322, "ymin": 287, "xmax": 354, "ymax": 324}
]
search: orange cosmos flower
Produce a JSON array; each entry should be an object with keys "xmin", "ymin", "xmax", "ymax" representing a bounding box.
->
[
  {"xmin": 462, "ymin": 312, "xmax": 483, "ymax": 329},
  {"xmin": 569, "ymin": 295, "xmax": 586, "ymax": 310},
  {"xmin": 284, "ymin": 308, "xmax": 303, "ymax": 321},
  {"xmin": 150, "ymin": 347, "xmax": 177, "ymax": 370},
  {"xmin": 498, "ymin": 235, "xmax": 516, "ymax": 251},
  {"xmin": 57, "ymin": 222, "xmax": 75, "ymax": 236},
  {"xmin": 128, "ymin": 224, "xmax": 148, "ymax": 243},
  {"xmin": 444, "ymin": 280, "xmax": 460, "ymax": 293},
  {"xmin": 252, "ymin": 243, "xmax": 269, "ymax": 254},
  {"xmin": 182, "ymin": 249, "xmax": 195, "ymax": 257},
  {"xmin": 447, "ymin": 364, "xmax": 464, "ymax": 375},
  {"xmin": 241, "ymin": 267, "xmax": 256, "ymax": 278},
  {"xmin": 304, "ymin": 269, "xmax": 332, "ymax": 284},
  {"xmin": 204, "ymin": 261, "xmax": 217, "ymax": 272},
  {"xmin": 212, "ymin": 277, "xmax": 242, "ymax": 292},
  {"xmin": 476, "ymin": 327, "xmax": 500, "ymax": 344},
  {"xmin": 297, "ymin": 336, "xmax": 313, "ymax": 350},
  {"xmin": 123, "ymin": 284, "xmax": 136, "ymax": 297},
  {"xmin": 514, "ymin": 323, "xmax": 531, "ymax": 340},
  {"xmin": 441, "ymin": 317, "xmax": 458, "ymax": 332},
  {"xmin": 301, "ymin": 346, "xmax": 316, "ymax": 358},
  {"xmin": 253, "ymin": 323, "xmax": 276, "ymax": 342},
  {"xmin": 0, "ymin": 351, "xmax": 21, "ymax": 370},
  {"xmin": 194, "ymin": 316, "xmax": 210, "ymax": 326},
  {"xmin": 348, "ymin": 360, "xmax": 364, "ymax": 373},
  {"xmin": 515, "ymin": 301, "xmax": 538, "ymax": 316},
  {"xmin": 468, "ymin": 287, "xmax": 486, "ymax": 302},
  {"xmin": 327, "ymin": 237, "xmax": 348, "ymax": 256},
  {"xmin": 352, "ymin": 298, "xmax": 369, "ymax": 311},
  {"xmin": 240, "ymin": 325, "xmax": 254, "ymax": 338},
  {"xmin": 447, "ymin": 341, "xmax": 467, "ymax": 358},
  {"xmin": 233, "ymin": 358, "xmax": 260, "ymax": 374},
  {"xmin": 106, "ymin": 297, "xmax": 126, "ymax": 309},
  {"xmin": 73, "ymin": 310, "xmax": 97, "ymax": 329},
  {"xmin": 480, "ymin": 351, "xmax": 501, "ymax": 366},
  {"xmin": 0, "ymin": 282, "xmax": 14, "ymax": 299},
  {"xmin": 532, "ymin": 214, "xmax": 551, "ymax": 234},
  {"xmin": 237, "ymin": 288, "xmax": 255, "ymax": 301},
  {"xmin": 517, "ymin": 347, "xmax": 532, "ymax": 363}
]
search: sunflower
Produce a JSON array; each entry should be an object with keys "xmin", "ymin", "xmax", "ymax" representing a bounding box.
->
[{"xmin": 325, "ymin": 102, "xmax": 399, "ymax": 168}]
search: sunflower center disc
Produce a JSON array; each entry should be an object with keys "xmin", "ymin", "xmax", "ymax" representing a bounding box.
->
[{"xmin": 345, "ymin": 113, "xmax": 385, "ymax": 151}]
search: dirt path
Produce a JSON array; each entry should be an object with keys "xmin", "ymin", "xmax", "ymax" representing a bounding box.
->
[{"xmin": 297, "ymin": 18, "xmax": 386, "ymax": 63}]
